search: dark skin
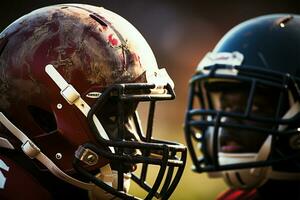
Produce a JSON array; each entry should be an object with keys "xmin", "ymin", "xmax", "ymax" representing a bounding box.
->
[
  {"xmin": 216, "ymin": 87, "xmax": 279, "ymax": 153},
  {"xmin": 212, "ymin": 85, "xmax": 300, "ymax": 199}
]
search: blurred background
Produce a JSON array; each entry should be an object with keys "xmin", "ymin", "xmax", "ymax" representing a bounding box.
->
[{"xmin": 1, "ymin": 0, "xmax": 300, "ymax": 199}]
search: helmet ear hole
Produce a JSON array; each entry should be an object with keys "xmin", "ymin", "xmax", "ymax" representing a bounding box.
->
[{"xmin": 27, "ymin": 105, "xmax": 57, "ymax": 133}]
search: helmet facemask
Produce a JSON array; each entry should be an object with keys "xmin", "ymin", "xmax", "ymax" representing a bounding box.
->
[
  {"xmin": 186, "ymin": 14, "xmax": 300, "ymax": 190},
  {"xmin": 72, "ymin": 81, "xmax": 187, "ymax": 199},
  {"xmin": 0, "ymin": 4, "xmax": 187, "ymax": 199},
  {"xmin": 185, "ymin": 62, "xmax": 300, "ymax": 189}
]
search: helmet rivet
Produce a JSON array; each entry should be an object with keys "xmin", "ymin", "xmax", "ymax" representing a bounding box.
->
[
  {"xmin": 56, "ymin": 153, "xmax": 62, "ymax": 160},
  {"xmin": 87, "ymin": 154, "xmax": 96, "ymax": 163},
  {"xmin": 57, "ymin": 103, "xmax": 63, "ymax": 109}
]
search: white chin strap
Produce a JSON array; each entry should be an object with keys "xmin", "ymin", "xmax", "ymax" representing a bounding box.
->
[
  {"xmin": 0, "ymin": 105, "xmax": 131, "ymax": 197},
  {"xmin": 45, "ymin": 64, "xmax": 121, "ymax": 190},
  {"xmin": 0, "ymin": 64, "xmax": 132, "ymax": 197},
  {"xmin": 0, "ymin": 112, "xmax": 94, "ymax": 190},
  {"xmin": 218, "ymin": 101, "xmax": 300, "ymax": 189},
  {"xmin": 89, "ymin": 165, "xmax": 131, "ymax": 200},
  {"xmin": 45, "ymin": 64, "xmax": 114, "ymax": 154},
  {"xmin": 218, "ymin": 135, "xmax": 272, "ymax": 189}
]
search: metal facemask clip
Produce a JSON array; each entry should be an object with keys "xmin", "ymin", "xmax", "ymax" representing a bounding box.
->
[
  {"xmin": 146, "ymin": 68, "xmax": 174, "ymax": 94},
  {"xmin": 75, "ymin": 146, "xmax": 99, "ymax": 166}
]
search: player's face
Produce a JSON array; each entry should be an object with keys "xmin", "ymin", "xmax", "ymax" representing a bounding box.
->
[{"xmin": 210, "ymin": 86, "xmax": 279, "ymax": 153}]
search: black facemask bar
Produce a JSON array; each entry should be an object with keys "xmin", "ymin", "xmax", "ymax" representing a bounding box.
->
[
  {"xmin": 185, "ymin": 64, "xmax": 300, "ymax": 173},
  {"xmin": 73, "ymin": 83, "xmax": 187, "ymax": 200}
]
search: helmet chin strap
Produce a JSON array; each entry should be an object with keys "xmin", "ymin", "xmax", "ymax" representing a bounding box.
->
[
  {"xmin": 0, "ymin": 112, "xmax": 131, "ymax": 194},
  {"xmin": 218, "ymin": 135, "xmax": 272, "ymax": 189},
  {"xmin": 0, "ymin": 64, "xmax": 133, "ymax": 196},
  {"xmin": 0, "ymin": 112, "xmax": 95, "ymax": 190},
  {"xmin": 89, "ymin": 165, "xmax": 131, "ymax": 200},
  {"xmin": 45, "ymin": 64, "xmax": 130, "ymax": 192},
  {"xmin": 218, "ymin": 101, "xmax": 300, "ymax": 189},
  {"xmin": 45, "ymin": 64, "xmax": 114, "ymax": 154}
]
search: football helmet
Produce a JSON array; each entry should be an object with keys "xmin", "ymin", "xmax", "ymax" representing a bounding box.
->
[
  {"xmin": 0, "ymin": 4, "xmax": 186, "ymax": 199},
  {"xmin": 185, "ymin": 14, "xmax": 300, "ymax": 189}
]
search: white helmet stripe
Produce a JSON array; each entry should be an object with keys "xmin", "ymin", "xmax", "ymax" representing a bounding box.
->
[{"xmin": 45, "ymin": 64, "xmax": 114, "ymax": 153}]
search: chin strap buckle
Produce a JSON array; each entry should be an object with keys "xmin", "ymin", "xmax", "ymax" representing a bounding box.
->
[
  {"xmin": 21, "ymin": 140, "xmax": 41, "ymax": 159},
  {"xmin": 61, "ymin": 84, "xmax": 81, "ymax": 105},
  {"xmin": 75, "ymin": 146, "xmax": 99, "ymax": 166}
]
